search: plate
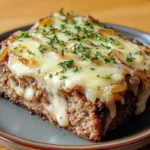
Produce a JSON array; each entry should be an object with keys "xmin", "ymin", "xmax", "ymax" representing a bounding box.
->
[{"xmin": 0, "ymin": 24, "xmax": 150, "ymax": 150}]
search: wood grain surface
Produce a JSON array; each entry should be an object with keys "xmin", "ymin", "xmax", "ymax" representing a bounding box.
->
[{"xmin": 0, "ymin": 0, "xmax": 150, "ymax": 149}]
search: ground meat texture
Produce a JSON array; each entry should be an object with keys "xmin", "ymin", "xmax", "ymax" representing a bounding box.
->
[{"xmin": 67, "ymin": 90, "xmax": 105, "ymax": 141}]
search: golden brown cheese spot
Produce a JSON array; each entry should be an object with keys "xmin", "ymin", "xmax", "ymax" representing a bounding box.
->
[
  {"xmin": 13, "ymin": 53, "xmax": 38, "ymax": 67},
  {"xmin": 0, "ymin": 47, "xmax": 8, "ymax": 64},
  {"xmin": 99, "ymin": 29, "xmax": 118, "ymax": 36},
  {"xmin": 144, "ymin": 46, "xmax": 150, "ymax": 56},
  {"xmin": 39, "ymin": 18, "xmax": 53, "ymax": 27},
  {"xmin": 11, "ymin": 48, "xmax": 39, "ymax": 67}
]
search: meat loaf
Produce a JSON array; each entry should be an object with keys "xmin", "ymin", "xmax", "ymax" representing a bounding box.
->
[{"xmin": 0, "ymin": 9, "xmax": 150, "ymax": 141}]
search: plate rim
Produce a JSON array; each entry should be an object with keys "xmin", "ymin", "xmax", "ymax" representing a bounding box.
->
[
  {"xmin": 0, "ymin": 128, "xmax": 150, "ymax": 149},
  {"xmin": 0, "ymin": 24, "xmax": 150, "ymax": 149}
]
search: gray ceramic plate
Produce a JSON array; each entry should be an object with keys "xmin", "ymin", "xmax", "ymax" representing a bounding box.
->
[{"xmin": 0, "ymin": 24, "xmax": 150, "ymax": 150}]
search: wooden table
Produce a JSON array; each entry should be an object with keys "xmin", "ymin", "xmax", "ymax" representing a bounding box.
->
[{"xmin": 0, "ymin": 0, "xmax": 150, "ymax": 149}]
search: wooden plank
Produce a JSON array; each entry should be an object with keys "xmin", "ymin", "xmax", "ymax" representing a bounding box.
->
[{"xmin": 0, "ymin": 0, "xmax": 150, "ymax": 33}]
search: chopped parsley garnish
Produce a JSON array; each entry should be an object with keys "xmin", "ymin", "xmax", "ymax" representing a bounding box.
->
[
  {"xmin": 100, "ymin": 43, "xmax": 111, "ymax": 50},
  {"xmin": 60, "ymin": 76, "xmax": 67, "ymax": 80},
  {"xmin": 101, "ymin": 43, "xmax": 105, "ymax": 47},
  {"xmin": 84, "ymin": 20, "xmax": 93, "ymax": 28},
  {"xmin": 59, "ymin": 40, "xmax": 65, "ymax": 46},
  {"xmin": 38, "ymin": 44, "xmax": 47, "ymax": 55},
  {"xmin": 27, "ymin": 50, "xmax": 35, "ymax": 55},
  {"xmin": 73, "ymin": 66, "xmax": 79, "ymax": 72},
  {"xmin": 62, "ymin": 19, "xmax": 68, "ymax": 24},
  {"xmin": 108, "ymin": 38, "xmax": 115, "ymax": 43},
  {"xmin": 126, "ymin": 52, "xmax": 133, "ymax": 62},
  {"xmin": 104, "ymin": 58, "xmax": 111, "ymax": 63},
  {"xmin": 55, "ymin": 72, "xmax": 59, "ymax": 76},
  {"xmin": 59, "ymin": 8, "xmax": 64, "ymax": 14},
  {"xmin": 86, "ymin": 40, "xmax": 98, "ymax": 47},
  {"xmin": 49, "ymin": 74, "xmax": 53, "ymax": 78},
  {"xmin": 71, "ymin": 34, "xmax": 81, "ymax": 41},
  {"xmin": 90, "ymin": 68, "xmax": 95, "ymax": 71},
  {"xmin": 47, "ymin": 26, "xmax": 57, "ymax": 34},
  {"xmin": 48, "ymin": 35, "xmax": 59, "ymax": 50},
  {"xmin": 75, "ymin": 26, "xmax": 82, "ymax": 32},
  {"xmin": 93, "ymin": 51, "xmax": 103, "ymax": 60},
  {"xmin": 71, "ymin": 20, "xmax": 76, "ymax": 24},
  {"xmin": 96, "ymin": 75, "xmax": 100, "ymax": 77},
  {"xmin": 44, "ymin": 24, "xmax": 47, "ymax": 28},
  {"xmin": 37, "ymin": 69, "xmax": 41, "ymax": 74},
  {"xmin": 64, "ymin": 30, "xmax": 71, "ymax": 35},
  {"xmin": 61, "ymin": 49, "xmax": 64, "ymax": 55},
  {"xmin": 106, "ymin": 46, "xmax": 111, "ymax": 50},
  {"xmin": 82, "ymin": 28, "xmax": 89, "ymax": 33},
  {"xmin": 102, "ymin": 74, "xmax": 112, "ymax": 79},
  {"xmin": 60, "ymin": 24, "xmax": 65, "ymax": 30},
  {"xmin": 59, "ymin": 59, "xmax": 74, "ymax": 71},
  {"xmin": 73, "ymin": 44, "xmax": 91, "ymax": 59},
  {"xmin": 19, "ymin": 32, "xmax": 30, "ymax": 38},
  {"xmin": 135, "ymin": 51, "xmax": 141, "ymax": 55},
  {"xmin": 96, "ymin": 34, "xmax": 102, "ymax": 41},
  {"xmin": 108, "ymin": 50, "xmax": 113, "ymax": 56},
  {"xmin": 104, "ymin": 58, "xmax": 115, "ymax": 63},
  {"xmin": 19, "ymin": 49, "xmax": 23, "ymax": 53}
]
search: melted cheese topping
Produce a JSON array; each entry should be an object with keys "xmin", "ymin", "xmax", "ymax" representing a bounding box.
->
[{"xmin": 2, "ymin": 12, "xmax": 150, "ymax": 127}]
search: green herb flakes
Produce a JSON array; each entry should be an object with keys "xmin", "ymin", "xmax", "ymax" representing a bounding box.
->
[
  {"xmin": 49, "ymin": 74, "xmax": 53, "ymax": 78},
  {"xmin": 75, "ymin": 26, "xmax": 81, "ymax": 32},
  {"xmin": 59, "ymin": 8, "xmax": 64, "ymax": 14},
  {"xmin": 126, "ymin": 52, "xmax": 132, "ymax": 62},
  {"xmin": 73, "ymin": 66, "xmax": 79, "ymax": 72},
  {"xmin": 135, "ymin": 51, "xmax": 141, "ymax": 55},
  {"xmin": 19, "ymin": 32, "xmax": 30, "ymax": 38},
  {"xmin": 102, "ymin": 74, "xmax": 112, "ymax": 79},
  {"xmin": 38, "ymin": 44, "xmax": 47, "ymax": 55},
  {"xmin": 93, "ymin": 51, "xmax": 103, "ymax": 60},
  {"xmin": 90, "ymin": 68, "xmax": 95, "ymax": 71},
  {"xmin": 19, "ymin": 49, "xmax": 23, "ymax": 53},
  {"xmin": 60, "ymin": 76, "xmax": 67, "ymax": 80},
  {"xmin": 71, "ymin": 20, "xmax": 76, "ymax": 24},
  {"xmin": 64, "ymin": 30, "xmax": 71, "ymax": 35},
  {"xmin": 37, "ymin": 69, "xmax": 41, "ymax": 74},
  {"xmin": 27, "ymin": 50, "xmax": 35, "ymax": 55},
  {"xmin": 61, "ymin": 49, "xmax": 64, "ymax": 55},
  {"xmin": 59, "ymin": 59, "xmax": 74, "ymax": 71}
]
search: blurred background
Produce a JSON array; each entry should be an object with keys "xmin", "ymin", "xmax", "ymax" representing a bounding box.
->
[
  {"xmin": 0, "ymin": 0, "xmax": 150, "ymax": 34},
  {"xmin": 0, "ymin": 0, "xmax": 150, "ymax": 150}
]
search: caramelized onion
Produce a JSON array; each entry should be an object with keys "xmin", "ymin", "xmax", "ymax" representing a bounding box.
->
[
  {"xmin": 111, "ymin": 84, "xmax": 127, "ymax": 93},
  {"xmin": 0, "ymin": 47, "xmax": 8, "ymax": 64}
]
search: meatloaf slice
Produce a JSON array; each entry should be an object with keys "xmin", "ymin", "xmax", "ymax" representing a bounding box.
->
[{"xmin": 0, "ymin": 10, "xmax": 150, "ymax": 141}]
